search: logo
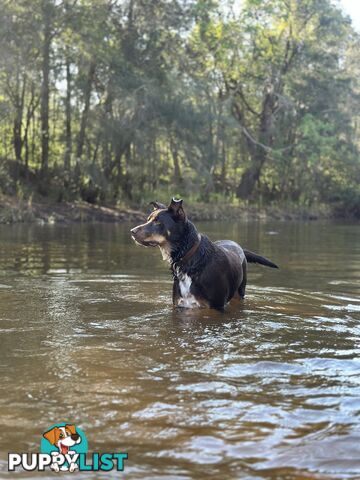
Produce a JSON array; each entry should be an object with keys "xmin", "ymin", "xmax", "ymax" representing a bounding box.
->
[{"xmin": 8, "ymin": 423, "xmax": 128, "ymax": 473}]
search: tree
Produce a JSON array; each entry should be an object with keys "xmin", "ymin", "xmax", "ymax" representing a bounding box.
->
[{"xmin": 0, "ymin": 0, "xmax": 358, "ymax": 216}]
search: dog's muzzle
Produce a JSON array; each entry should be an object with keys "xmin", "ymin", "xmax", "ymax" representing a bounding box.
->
[{"xmin": 130, "ymin": 227, "xmax": 158, "ymax": 247}]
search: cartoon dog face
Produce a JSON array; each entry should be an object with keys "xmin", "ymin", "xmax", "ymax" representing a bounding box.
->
[{"xmin": 43, "ymin": 424, "xmax": 81, "ymax": 455}]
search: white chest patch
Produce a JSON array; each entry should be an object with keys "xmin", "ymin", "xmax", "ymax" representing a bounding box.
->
[{"xmin": 177, "ymin": 271, "xmax": 200, "ymax": 308}]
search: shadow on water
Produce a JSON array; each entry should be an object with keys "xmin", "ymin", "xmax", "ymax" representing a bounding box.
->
[{"xmin": 0, "ymin": 220, "xmax": 359, "ymax": 479}]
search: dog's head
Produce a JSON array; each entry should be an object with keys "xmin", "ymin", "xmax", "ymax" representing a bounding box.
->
[
  {"xmin": 43, "ymin": 424, "xmax": 81, "ymax": 455},
  {"xmin": 131, "ymin": 198, "xmax": 187, "ymax": 248}
]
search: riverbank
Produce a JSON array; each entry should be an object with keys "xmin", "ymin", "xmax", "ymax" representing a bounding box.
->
[
  {"xmin": 0, "ymin": 195, "xmax": 338, "ymax": 224},
  {"xmin": 0, "ymin": 196, "xmax": 145, "ymax": 224}
]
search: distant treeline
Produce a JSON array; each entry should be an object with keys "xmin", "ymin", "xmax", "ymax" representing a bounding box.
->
[{"xmin": 0, "ymin": 0, "xmax": 359, "ymax": 216}]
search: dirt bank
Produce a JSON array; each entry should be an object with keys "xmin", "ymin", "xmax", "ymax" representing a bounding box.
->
[
  {"xmin": 0, "ymin": 197, "xmax": 144, "ymax": 224},
  {"xmin": 0, "ymin": 196, "xmax": 332, "ymax": 225}
]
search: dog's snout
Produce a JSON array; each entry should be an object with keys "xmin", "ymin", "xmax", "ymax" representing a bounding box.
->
[
  {"xmin": 71, "ymin": 433, "xmax": 80, "ymax": 441},
  {"xmin": 131, "ymin": 225, "xmax": 144, "ymax": 236}
]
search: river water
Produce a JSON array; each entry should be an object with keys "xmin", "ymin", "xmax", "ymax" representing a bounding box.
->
[{"xmin": 0, "ymin": 220, "xmax": 359, "ymax": 479}]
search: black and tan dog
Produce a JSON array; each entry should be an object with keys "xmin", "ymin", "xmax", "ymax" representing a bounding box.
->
[{"xmin": 131, "ymin": 198, "xmax": 278, "ymax": 310}]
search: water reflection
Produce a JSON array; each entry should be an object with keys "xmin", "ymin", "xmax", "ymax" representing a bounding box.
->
[{"xmin": 0, "ymin": 221, "xmax": 359, "ymax": 479}]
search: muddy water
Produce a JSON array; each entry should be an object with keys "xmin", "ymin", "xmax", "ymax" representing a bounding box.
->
[{"xmin": 0, "ymin": 221, "xmax": 359, "ymax": 479}]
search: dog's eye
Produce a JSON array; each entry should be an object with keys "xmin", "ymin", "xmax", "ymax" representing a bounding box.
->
[
  {"xmin": 153, "ymin": 221, "xmax": 162, "ymax": 226},
  {"xmin": 59, "ymin": 433, "xmax": 64, "ymax": 439}
]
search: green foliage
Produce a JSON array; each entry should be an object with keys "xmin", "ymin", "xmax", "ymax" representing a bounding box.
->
[{"xmin": 0, "ymin": 0, "xmax": 359, "ymax": 216}]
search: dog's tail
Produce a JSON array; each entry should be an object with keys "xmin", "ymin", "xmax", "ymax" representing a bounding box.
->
[{"xmin": 244, "ymin": 250, "xmax": 279, "ymax": 269}]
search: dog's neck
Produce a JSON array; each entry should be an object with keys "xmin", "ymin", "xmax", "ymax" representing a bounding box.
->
[{"xmin": 167, "ymin": 221, "xmax": 200, "ymax": 266}]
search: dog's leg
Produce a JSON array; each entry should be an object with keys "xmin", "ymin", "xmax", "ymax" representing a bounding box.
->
[
  {"xmin": 49, "ymin": 452, "xmax": 60, "ymax": 472},
  {"xmin": 172, "ymin": 278, "xmax": 181, "ymax": 306},
  {"xmin": 69, "ymin": 462, "xmax": 78, "ymax": 472},
  {"xmin": 50, "ymin": 462, "xmax": 60, "ymax": 472},
  {"xmin": 67, "ymin": 450, "xmax": 78, "ymax": 472},
  {"xmin": 238, "ymin": 261, "xmax": 247, "ymax": 299}
]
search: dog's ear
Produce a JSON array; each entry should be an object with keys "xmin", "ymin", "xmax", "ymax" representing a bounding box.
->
[
  {"xmin": 149, "ymin": 201, "xmax": 166, "ymax": 210},
  {"xmin": 168, "ymin": 197, "xmax": 186, "ymax": 222},
  {"xmin": 43, "ymin": 427, "xmax": 59, "ymax": 445},
  {"xmin": 65, "ymin": 424, "xmax": 76, "ymax": 435}
]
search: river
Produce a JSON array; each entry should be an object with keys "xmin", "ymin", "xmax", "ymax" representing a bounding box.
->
[{"xmin": 0, "ymin": 220, "xmax": 359, "ymax": 479}]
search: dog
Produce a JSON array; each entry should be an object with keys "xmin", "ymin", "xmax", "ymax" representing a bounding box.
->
[
  {"xmin": 43, "ymin": 424, "xmax": 81, "ymax": 472},
  {"xmin": 131, "ymin": 198, "xmax": 278, "ymax": 310}
]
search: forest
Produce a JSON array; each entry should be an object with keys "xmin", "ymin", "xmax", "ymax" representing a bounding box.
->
[{"xmin": 0, "ymin": 0, "xmax": 359, "ymax": 217}]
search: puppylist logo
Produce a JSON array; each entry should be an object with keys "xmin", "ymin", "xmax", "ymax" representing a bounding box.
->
[{"xmin": 8, "ymin": 423, "xmax": 128, "ymax": 473}]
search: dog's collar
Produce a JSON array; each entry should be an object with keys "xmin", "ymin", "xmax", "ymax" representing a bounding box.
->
[{"xmin": 176, "ymin": 234, "xmax": 201, "ymax": 267}]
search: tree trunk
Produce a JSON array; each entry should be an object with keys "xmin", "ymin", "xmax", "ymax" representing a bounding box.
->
[
  {"xmin": 64, "ymin": 55, "xmax": 72, "ymax": 171},
  {"xmin": 24, "ymin": 83, "xmax": 39, "ymax": 169},
  {"xmin": 236, "ymin": 161, "xmax": 264, "ymax": 199},
  {"xmin": 13, "ymin": 72, "xmax": 26, "ymax": 164},
  {"xmin": 169, "ymin": 134, "xmax": 182, "ymax": 183},
  {"xmin": 103, "ymin": 92, "xmax": 113, "ymax": 178},
  {"xmin": 40, "ymin": 1, "xmax": 52, "ymax": 177},
  {"xmin": 123, "ymin": 144, "xmax": 133, "ymax": 200},
  {"xmin": 115, "ymin": 146, "xmax": 124, "ymax": 193},
  {"xmin": 220, "ymin": 140, "xmax": 226, "ymax": 191},
  {"xmin": 236, "ymin": 85, "xmax": 275, "ymax": 199},
  {"xmin": 76, "ymin": 61, "xmax": 96, "ymax": 160},
  {"xmin": 13, "ymin": 116, "xmax": 22, "ymax": 163}
]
